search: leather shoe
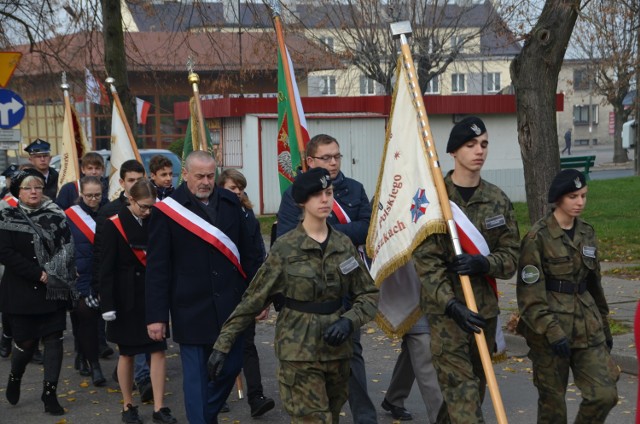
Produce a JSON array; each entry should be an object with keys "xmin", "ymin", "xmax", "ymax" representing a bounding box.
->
[
  {"xmin": 219, "ymin": 402, "xmax": 230, "ymax": 413},
  {"xmin": 249, "ymin": 395, "xmax": 275, "ymax": 417},
  {"xmin": 0, "ymin": 334, "xmax": 12, "ymax": 358},
  {"xmin": 381, "ymin": 398, "xmax": 413, "ymax": 421}
]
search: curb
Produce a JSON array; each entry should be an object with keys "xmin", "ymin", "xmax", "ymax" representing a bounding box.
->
[{"xmin": 504, "ymin": 334, "xmax": 638, "ymax": 375}]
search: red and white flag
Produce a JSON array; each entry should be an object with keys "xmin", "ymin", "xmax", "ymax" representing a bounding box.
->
[
  {"xmin": 85, "ymin": 68, "xmax": 108, "ymax": 105},
  {"xmin": 136, "ymin": 98, "xmax": 151, "ymax": 125}
]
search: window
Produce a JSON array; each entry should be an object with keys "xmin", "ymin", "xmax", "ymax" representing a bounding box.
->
[
  {"xmin": 360, "ymin": 76, "xmax": 376, "ymax": 95},
  {"xmin": 573, "ymin": 104, "xmax": 598, "ymax": 125},
  {"xmin": 425, "ymin": 75, "xmax": 440, "ymax": 94},
  {"xmin": 450, "ymin": 35, "xmax": 464, "ymax": 53},
  {"xmin": 486, "ymin": 72, "xmax": 501, "ymax": 92},
  {"xmin": 321, "ymin": 36, "xmax": 334, "ymax": 52},
  {"xmin": 319, "ymin": 76, "xmax": 337, "ymax": 96},
  {"xmin": 573, "ymin": 68, "xmax": 591, "ymax": 91},
  {"xmin": 451, "ymin": 73, "xmax": 466, "ymax": 93}
]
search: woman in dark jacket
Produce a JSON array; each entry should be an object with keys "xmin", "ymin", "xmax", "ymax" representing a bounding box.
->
[
  {"xmin": 65, "ymin": 176, "xmax": 106, "ymax": 386},
  {"xmin": 100, "ymin": 179, "xmax": 176, "ymax": 424},
  {"xmin": 0, "ymin": 168, "xmax": 76, "ymax": 416}
]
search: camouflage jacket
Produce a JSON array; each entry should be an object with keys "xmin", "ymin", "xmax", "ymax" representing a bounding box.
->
[
  {"xmin": 412, "ymin": 172, "xmax": 519, "ymax": 318},
  {"xmin": 516, "ymin": 211, "xmax": 611, "ymax": 348},
  {"xmin": 214, "ymin": 223, "xmax": 379, "ymax": 361}
]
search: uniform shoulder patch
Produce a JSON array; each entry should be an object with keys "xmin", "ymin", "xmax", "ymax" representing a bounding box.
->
[
  {"xmin": 339, "ymin": 256, "xmax": 359, "ymax": 274},
  {"xmin": 521, "ymin": 265, "xmax": 540, "ymax": 284},
  {"xmin": 582, "ymin": 246, "xmax": 596, "ymax": 258}
]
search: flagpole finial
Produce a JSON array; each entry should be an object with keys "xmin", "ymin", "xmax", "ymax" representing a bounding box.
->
[
  {"xmin": 187, "ymin": 56, "xmax": 200, "ymax": 85},
  {"xmin": 267, "ymin": 0, "xmax": 281, "ymax": 17},
  {"xmin": 390, "ymin": 21, "xmax": 412, "ymax": 39},
  {"xmin": 105, "ymin": 77, "xmax": 117, "ymax": 94},
  {"xmin": 61, "ymin": 72, "xmax": 69, "ymax": 90}
]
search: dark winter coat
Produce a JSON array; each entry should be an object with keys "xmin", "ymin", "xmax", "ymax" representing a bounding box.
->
[{"xmin": 66, "ymin": 201, "xmax": 98, "ymax": 297}]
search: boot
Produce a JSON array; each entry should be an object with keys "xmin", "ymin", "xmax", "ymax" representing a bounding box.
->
[
  {"xmin": 0, "ymin": 334, "xmax": 12, "ymax": 358},
  {"xmin": 31, "ymin": 347, "xmax": 43, "ymax": 365},
  {"xmin": 41, "ymin": 381, "xmax": 65, "ymax": 415},
  {"xmin": 6, "ymin": 372, "xmax": 21, "ymax": 405},
  {"xmin": 75, "ymin": 353, "xmax": 90, "ymax": 377},
  {"xmin": 90, "ymin": 361, "xmax": 106, "ymax": 387}
]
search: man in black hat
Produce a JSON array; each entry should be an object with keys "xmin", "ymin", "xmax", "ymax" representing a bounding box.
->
[
  {"xmin": 1, "ymin": 164, "xmax": 19, "ymax": 201},
  {"xmin": 411, "ymin": 116, "xmax": 520, "ymax": 423},
  {"xmin": 25, "ymin": 139, "xmax": 58, "ymax": 201}
]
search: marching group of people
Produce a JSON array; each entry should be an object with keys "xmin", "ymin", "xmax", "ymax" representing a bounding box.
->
[{"xmin": 0, "ymin": 115, "xmax": 619, "ymax": 424}]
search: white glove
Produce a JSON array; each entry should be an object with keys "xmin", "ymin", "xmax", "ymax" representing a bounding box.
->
[{"xmin": 102, "ymin": 311, "xmax": 116, "ymax": 321}]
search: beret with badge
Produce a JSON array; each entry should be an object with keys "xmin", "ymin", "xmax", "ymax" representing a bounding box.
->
[
  {"xmin": 446, "ymin": 116, "xmax": 487, "ymax": 153},
  {"xmin": 547, "ymin": 169, "xmax": 587, "ymax": 203},
  {"xmin": 292, "ymin": 167, "xmax": 332, "ymax": 204},
  {"xmin": 9, "ymin": 168, "xmax": 46, "ymax": 198}
]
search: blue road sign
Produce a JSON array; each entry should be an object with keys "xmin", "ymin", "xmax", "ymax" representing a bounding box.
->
[{"xmin": 0, "ymin": 88, "xmax": 25, "ymax": 129}]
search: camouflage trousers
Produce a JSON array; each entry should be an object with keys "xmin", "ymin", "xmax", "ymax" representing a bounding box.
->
[
  {"xmin": 277, "ymin": 358, "xmax": 350, "ymax": 423},
  {"xmin": 526, "ymin": 333, "xmax": 619, "ymax": 424},
  {"xmin": 428, "ymin": 313, "xmax": 497, "ymax": 424}
]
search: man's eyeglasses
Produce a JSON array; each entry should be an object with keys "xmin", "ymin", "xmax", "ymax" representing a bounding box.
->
[
  {"xmin": 19, "ymin": 186, "xmax": 44, "ymax": 192},
  {"xmin": 133, "ymin": 199, "xmax": 154, "ymax": 212},
  {"xmin": 82, "ymin": 193, "xmax": 102, "ymax": 199},
  {"xmin": 310, "ymin": 154, "xmax": 343, "ymax": 162}
]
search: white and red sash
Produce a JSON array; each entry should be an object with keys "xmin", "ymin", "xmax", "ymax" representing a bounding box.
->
[
  {"xmin": 2, "ymin": 194, "xmax": 18, "ymax": 208},
  {"xmin": 331, "ymin": 200, "xmax": 351, "ymax": 224},
  {"xmin": 109, "ymin": 215, "xmax": 147, "ymax": 266},
  {"xmin": 65, "ymin": 205, "xmax": 96, "ymax": 244},
  {"xmin": 154, "ymin": 197, "xmax": 246, "ymax": 278},
  {"xmin": 450, "ymin": 200, "xmax": 498, "ymax": 298}
]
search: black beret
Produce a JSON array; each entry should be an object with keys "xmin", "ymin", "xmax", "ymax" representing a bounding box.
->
[
  {"xmin": 1, "ymin": 163, "xmax": 19, "ymax": 178},
  {"xmin": 548, "ymin": 169, "xmax": 587, "ymax": 203},
  {"xmin": 24, "ymin": 138, "xmax": 51, "ymax": 155},
  {"xmin": 292, "ymin": 167, "xmax": 332, "ymax": 204},
  {"xmin": 446, "ymin": 116, "xmax": 487, "ymax": 153},
  {"xmin": 10, "ymin": 168, "xmax": 45, "ymax": 198}
]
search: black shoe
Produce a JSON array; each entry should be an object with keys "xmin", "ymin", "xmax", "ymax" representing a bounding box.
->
[
  {"xmin": 31, "ymin": 348, "xmax": 43, "ymax": 365},
  {"xmin": 137, "ymin": 377, "xmax": 153, "ymax": 403},
  {"xmin": 6, "ymin": 372, "xmax": 21, "ymax": 405},
  {"xmin": 41, "ymin": 381, "xmax": 65, "ymax": 415},
  {"xmin": 152, "ymin": 406, "xmax": 177, "ymax": 424},
  {"xmin": 249, "ymin": 395, "xmax": 275, "ymax": 417},
  {"xmin": 99, "ymin": 344, "xmax": 114, "ymax": 358},
  {"xmin": 0, "ymin": 335, "xmax": 12, "ymax": 358},
  {"xmin": 90, "ymin": 362, "xmax": 106, "ymax": 387},
  {"xmin": 75, "ymin": 353, "xmax": 91, "ymax": 376},
  {"xmin": 122, "ymin": 404, "xmax": 143, "ymax": 424},
  {"xmin": 381, "ymin": 398, "xmax": 412, "ymax": 421},
  {"xmin": 219, "ymin": 402, "xmax": 230, "ymax": 413}
]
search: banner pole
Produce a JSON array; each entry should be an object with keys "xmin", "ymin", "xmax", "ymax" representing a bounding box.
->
[{"xmin": 105, "ymin": 77, "xmax": 142, "ymax": 163}]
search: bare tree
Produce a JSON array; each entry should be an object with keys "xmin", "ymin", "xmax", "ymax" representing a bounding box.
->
[
  {"xmin": 510, "ymin": 0, "xmax": 583, "ymax": 224},
  {"xmin": 573, "ymin": 0, "xmax": 637, "ymax": 164}
]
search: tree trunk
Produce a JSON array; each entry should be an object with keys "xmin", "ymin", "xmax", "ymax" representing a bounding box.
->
[
  {"xmin": 510, "ymin": 0, "xmax": 581, "ymax": 224},
  {"xmin": 101, "ymin": 0, "xmax": 136, "ymax": 138},
  {"xmin": 612, "ymin": 104, "xmax": 630, "ymax": 163}
]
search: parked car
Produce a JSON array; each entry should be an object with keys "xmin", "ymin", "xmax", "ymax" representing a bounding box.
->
[{"xmin": 51, "ymin": 149, "xmax": 182, "ymax": 187}]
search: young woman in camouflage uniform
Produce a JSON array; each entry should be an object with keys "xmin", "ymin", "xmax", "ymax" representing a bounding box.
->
[
  {"xmin": 516, "ymin": 169, "xmax": 619, "ymax": 424},
  {"xmin": 208, "ymin": 167, "xmax": 378, "ymax": 423}
]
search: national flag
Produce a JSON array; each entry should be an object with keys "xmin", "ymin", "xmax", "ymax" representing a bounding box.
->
[
  {"xmin": 58, "ymin": 101, "xmax": 91, "ymax": 190},
  {"xmin": 136, "ymin": 97, "xmax": 151, "ymax": 125},
  {"xmin": 85, "ymin": 68, "xmax": 108, "ymax": 105},
  {"xmin": 276, "ymin": 46, "xmax": 309, "ymax": 194},
  {"xmin": 109, "ymin": 102, "xmax": 140, "ymax": 200},
  {"xmin": 180, "ymin": 97, "xmax": 216, "ymax": 182},
  {"xmin": 365, "ymin": 58, "xmax": 447, "ymax": 337}
]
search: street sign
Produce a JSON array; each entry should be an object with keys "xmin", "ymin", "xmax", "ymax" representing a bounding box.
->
[
  {"xmin": 0, "ymin": 52, "xmax": 21, "ymax": 87},
  {"xmin": 0, "ymin": 128, "xmax": 21, "ymax": 150},
  {"xmin": 0, "ymin": 88, "xmax": 25, "ymax": 129}
]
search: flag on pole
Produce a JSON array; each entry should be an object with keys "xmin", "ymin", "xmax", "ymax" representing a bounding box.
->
[
  {"xmin": 136, "ymin": 97, "xmax": 151, "ymax": 125},
  {"xmin": 179, "ymin": 98, "xmax": 216, "ymax": 182},
  {"xmin": 276, "ymin": 46, "xmax": 309, "ymax": 194},
  {"xmin": 58, "ymin": 102, "xmax": 91, "ymax": 190},
  {"xmin": 365, "ymin": 58, "xmax": 447, "ymax": 337},
  {"xmin": 85, "ymin": 68, "xmax": 108, "ymax": 105},
  {"xmin": 109, "ymin": 102, "xmax": 140, "ymax": 200}
]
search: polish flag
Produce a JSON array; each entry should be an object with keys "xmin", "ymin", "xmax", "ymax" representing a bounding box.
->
[{"xmin": 136, "ymin": 98, "xmax": 151, "ymax": 125}]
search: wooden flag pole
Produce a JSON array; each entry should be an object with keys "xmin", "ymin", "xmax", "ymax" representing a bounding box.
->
[
  {"xmin": 105, "ymin": 77, "xmax": 142, "ymax": 163},
  {"xmin": 60, "ymin": 72, "xmax": 80, "ymax": 181},
  {"xmin": 187, "ymin": 64, "xmax": 209, "ymax": 153},
  {"xmin": 269, "ymin": 2, "xmax": 307, "ymax": 172},
  {"xmin": 390, "ymin": 21, "xmax": 508, "ymax": 424}
]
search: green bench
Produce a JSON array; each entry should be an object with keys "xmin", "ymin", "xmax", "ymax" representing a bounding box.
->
[{"xmin": 560, "ymin": 155, "xmax": 596, "ymax": 180}]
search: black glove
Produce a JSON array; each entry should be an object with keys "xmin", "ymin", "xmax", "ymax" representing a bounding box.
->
[
  {"xmin": 450, "ymin": 254, "xmax": 490, "ymax": 276},
  {"xmin": 84, "ymin": 293, "xmax": 100, "ymax": 309},
  {"xmin": 445, "ymin": 299, "xmax": 486, "ymax": 334},
  {"xmin": 605, "ymin": 338, "xmax": 613, "ymax": 352},
  {"xmin": 323, "ymin": 318, "xmax": 353, "ymax": 346},
  {"xmin": 207, "ymin": 349, "xmax": 227, "ymax": 380},
  {"xmin": 550, "ymin": 337, "xmax": 571, "ymax": 358}
]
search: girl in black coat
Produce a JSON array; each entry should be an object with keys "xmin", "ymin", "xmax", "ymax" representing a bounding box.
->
[{"xmin": 100, "ymin": 179, "xmax": 176, "ymax": 424}]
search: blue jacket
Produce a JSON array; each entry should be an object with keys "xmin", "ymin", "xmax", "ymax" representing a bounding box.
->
[
  {"xmin": 66, "ymin": 201, "xmax": 98, "ymax": 297},
  {"xmin": 145, "ymin": 184, "xmax": 263, "ymax": 344},
  {"xmin": 276, "ymin": 171, "xmax": 371, "ymax": 246}
]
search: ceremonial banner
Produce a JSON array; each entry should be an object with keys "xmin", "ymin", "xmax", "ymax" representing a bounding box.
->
[
  {"xmin": 58, "ymin": 102, "xmax": 90, "ymax": 190},
  {"xmin": 366, "ymin": 59, "xmax": 447, "ymax": 337},
  {"xmin": 85, "ymin": 69, "xmax": 108, "ymax": 105},
  {"xmin": 276, "ymin": 46, "xmax": 309, "ymax": 194},
  {"xmin": 108, "ymin": 102, "xmax": 139, "ymax": 200},
  {"xmin": 180, "ymin": 98, "xmax": 216, "ymax": 182}
]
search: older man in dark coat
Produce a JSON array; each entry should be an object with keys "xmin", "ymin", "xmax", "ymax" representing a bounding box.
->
[{"xmin": 145, "ymin": 151, "xmax": 261, "ymax": 424}]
